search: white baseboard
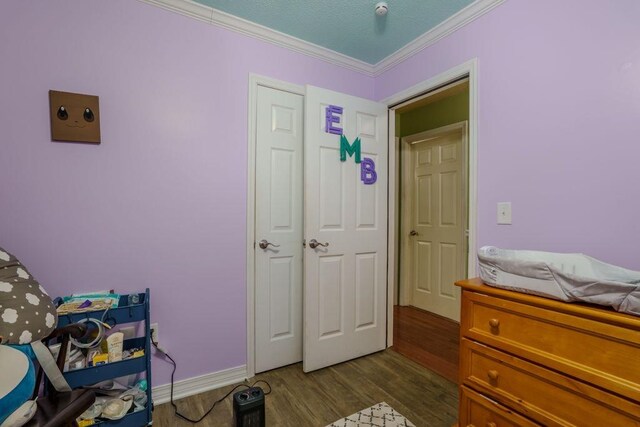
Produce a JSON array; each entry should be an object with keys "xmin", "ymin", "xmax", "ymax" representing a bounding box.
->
[{"xmin": 152, "ymin": 365, "xmax": 248, "ymax": 405}]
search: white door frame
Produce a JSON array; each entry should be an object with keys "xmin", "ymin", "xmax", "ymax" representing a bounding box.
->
[
  {"xmin": 246, "ymin": 73, "xmax": 305, "ymax": 378},
  {"xmin": 384, "ymin": 58, "xmax": 478, "ymax": 346}
]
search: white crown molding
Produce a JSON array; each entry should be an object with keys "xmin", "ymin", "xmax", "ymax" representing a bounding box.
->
[
  {"xmin": 138, "ymin": 0, "xmax": 504, "ymax": 77},
  {"xmin": 372, "ymin": 0, "xmax": 505, "ymax": 75},
  {"xmin": 152, "ymin": 364, "xmax": 247, "ymax": 405},
  {"xmin": 138, "ymin": 0, "xmax": 375, "ymax": 76},
  {"xmin": 141, "ymin": 0, "xmax": 212, "ymax": 24}
]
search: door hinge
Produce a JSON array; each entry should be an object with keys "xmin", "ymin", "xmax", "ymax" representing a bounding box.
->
[{"xmin": 303, "ymin": 239, "xmax": 306, "ymax": 248}]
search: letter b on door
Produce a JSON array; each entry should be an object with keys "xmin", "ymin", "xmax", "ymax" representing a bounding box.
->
[{"xmin": 361, "ymin": 158, "xmax": 377, "ymax": 185}]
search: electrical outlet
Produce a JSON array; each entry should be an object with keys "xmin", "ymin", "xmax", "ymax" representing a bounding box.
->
[
  {"xmin": 120, "ymin": 326, "xmax": 135, "ymax": 340},
  {"xmin": 150, "ymin": 323, "xmax": 159, "ymax": 344}
]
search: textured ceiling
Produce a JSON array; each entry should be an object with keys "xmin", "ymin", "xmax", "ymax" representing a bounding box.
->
[{"xmin": 192, "ymin": 0, "xmax": 476, "ymax": 64}]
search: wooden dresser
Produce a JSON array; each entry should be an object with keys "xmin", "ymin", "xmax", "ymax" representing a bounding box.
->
[{"xmin": 456, "ymin": 278, "xmax": 640, "ymax": 427}]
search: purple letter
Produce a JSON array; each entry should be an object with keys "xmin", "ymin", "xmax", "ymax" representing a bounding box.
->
[
  {"xmin": 325, "ymin": 105, "xmax": 343, "ymax": 135},
  {"xmin": 361, "ymin": 158, "xmax": 377, "ymax": 185}
]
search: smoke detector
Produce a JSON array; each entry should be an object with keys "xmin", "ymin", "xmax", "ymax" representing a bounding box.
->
[{"xmin": 375, "ymin": 2, "xmax": 388, "ymax": 16}]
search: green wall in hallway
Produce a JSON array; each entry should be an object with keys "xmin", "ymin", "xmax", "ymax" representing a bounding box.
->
[{"xmin": 397, "ymin": 89, "xmax": 469, "ymax": 137}]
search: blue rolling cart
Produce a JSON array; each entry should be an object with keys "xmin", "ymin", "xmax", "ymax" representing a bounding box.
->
[{"xmin": 56, "ymin": 289, "xmax": 153, "ymax": 426}]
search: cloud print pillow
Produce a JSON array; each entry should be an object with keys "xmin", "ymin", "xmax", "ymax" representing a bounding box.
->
[{"xmin": 0, "ymin": 248, "xmax": 57, "ymax": 345}]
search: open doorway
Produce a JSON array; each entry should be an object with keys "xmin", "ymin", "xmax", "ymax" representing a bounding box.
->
[{"xmin": 390, "ymin": 78, "xmax": 470, "ymax": 382}]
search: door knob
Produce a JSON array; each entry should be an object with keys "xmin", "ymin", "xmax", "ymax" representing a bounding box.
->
[
  {"xmin": 258, "ymin": 240, "xmax": 280, "ymax": 250},
  {"xmin": 409, "ymin": 230, "xmax": 418, "ymax": 236},
  {"xmin": 308, "ymin": 239, "xmax": 329, "ymax": 249}
]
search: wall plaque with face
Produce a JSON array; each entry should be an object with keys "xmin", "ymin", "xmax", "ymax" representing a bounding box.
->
[{"xmin": 49, "ymin": 90, "xmax": 101, "ymax": 144}]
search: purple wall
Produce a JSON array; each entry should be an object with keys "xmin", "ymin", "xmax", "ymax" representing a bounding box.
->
[
  {"xmin": 376, "ymin": 0, "xmax": 640, "ymax": 270},
  {"xmin": 3, "ymin": 0, "xmax": 640, "ymax": 391},
  {"xmin": 0, "ymin": 1, "xmax": 372, "ymax": 387}
]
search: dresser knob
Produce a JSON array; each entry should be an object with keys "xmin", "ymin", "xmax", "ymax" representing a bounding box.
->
[
  {"xmin": 489, "ymin": 318, "xmax": 500, "ymax": 328},
  {"xmin": 488, "ymin": 370, "xmax": 500, "ymax": 381}
]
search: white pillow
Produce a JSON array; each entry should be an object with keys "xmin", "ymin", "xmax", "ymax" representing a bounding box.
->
[{"xmin": 0, "ymin": 400, "xmax": 37, "ymax": 427}]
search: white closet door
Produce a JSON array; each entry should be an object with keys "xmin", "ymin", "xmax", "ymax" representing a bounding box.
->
[
  {"xmin": 303, "ymin": 85, "xmax": 388, "ymax": 372},
  {"xmin": 255, "ymin": 86, "xmax": 304, "ymax": 373}
]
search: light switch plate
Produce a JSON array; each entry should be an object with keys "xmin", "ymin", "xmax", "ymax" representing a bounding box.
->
[{"xmin": 497, "ymin": 202, "xmax": 512, "ymax": 225}]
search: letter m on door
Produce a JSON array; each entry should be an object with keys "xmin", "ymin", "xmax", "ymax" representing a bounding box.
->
[{"xmin": 340, "ymin": 135, "xmax": 361, "ymax": 163}]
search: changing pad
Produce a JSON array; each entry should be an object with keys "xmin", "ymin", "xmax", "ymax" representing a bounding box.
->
[{"xmin": 478, "ymin": 246, "xmax": 640, "ymax": 316}]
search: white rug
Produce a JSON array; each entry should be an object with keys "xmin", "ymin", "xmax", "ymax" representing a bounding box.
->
[{"xmin": 327, "ymin": 402, "xmax": 416, "ymax": 427}]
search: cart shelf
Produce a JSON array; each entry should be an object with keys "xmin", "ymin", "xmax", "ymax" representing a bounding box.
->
[{"xmin": 54, "ymin": 289, "xmax": 153, "ymax": 426}]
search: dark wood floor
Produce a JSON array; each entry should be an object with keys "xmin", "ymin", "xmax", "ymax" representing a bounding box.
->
[
  {"xmin": 392, "ymin": 305, "xmax": 460, "ymax": 383},
  {"xmin": 154, "ymin": 350, "xmax": 458, "ymax": 427}
]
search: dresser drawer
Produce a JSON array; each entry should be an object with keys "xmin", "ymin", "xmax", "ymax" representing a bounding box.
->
[
  {"xmin": 461, "ymin": 290, "xmax": 640, "ymax": 402},
  {"xmin": 461, "ymin": 338, "xmax": 640, "ymax": 427},
  {"xmin": 459, "ymin": 386, "xmax": 539, "ymax": 427}
]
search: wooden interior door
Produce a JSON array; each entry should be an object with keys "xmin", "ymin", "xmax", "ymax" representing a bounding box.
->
[{"xmin": 401, "ymin": 123, "xmax": 467, "ymax": 321}]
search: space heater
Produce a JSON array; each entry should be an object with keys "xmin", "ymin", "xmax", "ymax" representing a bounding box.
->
[{"xmin": 233, "ymin": 386, "xmax": 265, "ymax": 427}]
